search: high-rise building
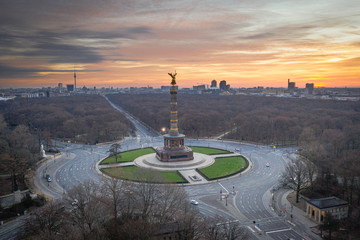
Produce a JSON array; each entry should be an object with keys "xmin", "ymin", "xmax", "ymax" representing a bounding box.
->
[
  {"xmin": 288, "ymin": 79, "xmax": 295, "ymax": 90},
  {"xmin": 58, "ymin": 83, "xmax": 63, "ymax": 93},
  {"xmin": 306, "ymin": 83, "xmax": 314, "ymax": 95},
  {"xmin": 219, "ymin": 80, "xmax": 227, "ymax": 90},
  {"xmin": 67, "ymin": 84, "xmax": 74, "ymax": 92},
  {"xmin": 74, "ymin": 69, "xmax": 77, "ymax": 90},
  {"xmin": 211, "ymin": 80, "xmax": 217, "ymax": 88}
]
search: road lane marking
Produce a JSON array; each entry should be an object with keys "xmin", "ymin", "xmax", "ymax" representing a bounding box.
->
[
  {"xmin": 266, "ymin": 228, "xmax": 291, "ymax": 234},
  {"xmin": 254, "ymin": 225, "xmax": 261, "ymax": 231},
  {"xmin": 287, "ymin": 220, "xmax": 296, "ymax": 226},
  {"xmin": 247, "ymin": 226, "xmax": 255, "ymax": 232},
  {"xmin": 218, "ymin": 183, "xmax": 229, "ymax": 193}
]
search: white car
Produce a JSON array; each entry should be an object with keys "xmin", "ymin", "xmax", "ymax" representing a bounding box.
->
[
  {"xmin": 266, "ymin": 163, "xmax": 270, "ymax": 167},
  {"xmin": 190, "ymin": 200, "xmax": 199, "ymax": 205}
]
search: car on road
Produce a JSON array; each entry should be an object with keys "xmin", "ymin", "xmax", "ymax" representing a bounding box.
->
[
  {"xmin": 45, "ymin": 174, "xmax": 51, "ymax": 182},
  {"xmin": 266, "ymin": 162, "xmax": 270, "ymax": 167},
  {"xmin": 190, "ymin": 200, "xmax": 199, "ymax": 205}
]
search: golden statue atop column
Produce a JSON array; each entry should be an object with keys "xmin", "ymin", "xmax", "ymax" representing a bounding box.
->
[
  {"xmin": 168, "ymin": 71, "xmax": 177, "ymax": 86},
  {"xmin": 155, "ymin": 72, "xmax": 194, "ymax": 162}
]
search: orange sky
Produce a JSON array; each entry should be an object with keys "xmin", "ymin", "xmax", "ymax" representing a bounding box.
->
[{"xmin": 1, "ymin": 0, "xmax": 359, "ymax": 88}]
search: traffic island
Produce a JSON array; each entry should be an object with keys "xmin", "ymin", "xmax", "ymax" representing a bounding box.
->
[
  {"xmin": 97, "ymin": 147, "xmax": 249, "ymax": 185},
  {"xmin": 196, "ymin": 156, "xmax": 248, "ymax": 180},
  {"xmin": 100, "ymin": 166, "xmax": 187, "ymax": 184},
  {"xmin": 100, "ymin": 147, "xmax": 155, "ymax": 164}
]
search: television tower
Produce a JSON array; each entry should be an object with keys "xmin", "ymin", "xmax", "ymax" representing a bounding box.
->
[{"xmin": 74, "ymin": 67, "xmax": 77, "ymax": 90}]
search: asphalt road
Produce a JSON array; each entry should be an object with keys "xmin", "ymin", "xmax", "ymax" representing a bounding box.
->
[{"xmin": 25, "ymin": 97, "xmax": 311, "ymax": 240}]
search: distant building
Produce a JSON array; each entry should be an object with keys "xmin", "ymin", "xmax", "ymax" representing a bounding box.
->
[
  {"xmin": 306, "ymin": 83, "xmax": 314, "ymax": 94},
  {"xmin": 67, "ymin": 84, "xmax": 74, "ymax": 92},
  {"xmin": 211, "ymin": 79, "xmax": 217, "ymax": 88},
  {"xmin": 288, "ymin": 79, "xmax": 296, "ymax": 95},
  {"xmin": 193, "ymin": 85, "xmax": 205, "ymax": 91},
  {"xmin": 288, "ymin": 79, "xmax": 295, "ymax": 90},
  {"xmin": 58, "ymin": 83, "xmax": 63, "ymax": 93},
  {"xmin": 161, "ymin": 86, "xmax": 172, "ymax": 91},
  {"xmin": 306, "ymin": 196, "xmax": 348, "ymax": 223},
  {"xmin": 219, "ymin": 80, "xmax": 227, "ymax": 90},
  {"xmin": 226, "ymin": 84, "xmax": 230, "ymax": 90}
]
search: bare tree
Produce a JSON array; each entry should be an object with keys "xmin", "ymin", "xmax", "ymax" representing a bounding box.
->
[
  {"xmin": 204, "ymin": 217, "xmax": 247, "ymax": 240},
  {"xmin": 120, "ymin": 181, "xmax": 137, "ymax": 219},
  {"xmin": 281, "ymin": 156, "xmax": 309, "ymax": 203},
  {"xmin": 108, "ymin": 143, "xmax": 121, "ymax": 163},
  {"xmin": 176, "ymin": 202, "xmax": 204, "ymax": 240},
  {"xmin": 154, "ymin": 184, "xmax": 188, "ymax": 223},
  {"xmin": 131, "ymin": 168, "xmax": 162, "ymax": 221},
  {"xmin": 100, "ymin": 177, "xmax": 123, "ymax": 222},
  {"xmin": 220, "ymin": 221, "xmax": 247, "ymax": 240},
  {"xmin": 25, "ymin": 200, "xmax": 67, "ymax": 240},
  {"xmin": 1, "ymin": 125, "xmax": 38, "ymax": 191},
  {"xmin": 204, "ymin": 217, "xmax": 222, "ymax": 240},
  {"xmin": 66, "ymin": 181, "xmax": 107, "ymax": 240}
]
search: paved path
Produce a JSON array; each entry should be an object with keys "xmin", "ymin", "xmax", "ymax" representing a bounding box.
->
[
  {"xmin": 98, "ymin": 162, "xmax": 135, "ymax": 169},
  {"xmin": 179, "ymin": 169, "xmax": 207, "ymax": 184}
]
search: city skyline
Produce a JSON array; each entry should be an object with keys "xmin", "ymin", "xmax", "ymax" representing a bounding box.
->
[{"xmin": 1, "ymin": 0, "xmax": 360, "ymax": 88}]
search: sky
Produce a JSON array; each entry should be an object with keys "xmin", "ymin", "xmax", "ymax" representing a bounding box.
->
[{"xmin": 0, "ymin": 0, "xmax": 359, "ymax": 88}]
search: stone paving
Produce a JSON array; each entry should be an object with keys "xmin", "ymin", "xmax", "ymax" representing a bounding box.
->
[{"xmin": 134, "ymin": 152, "xmax": 214, "ymax": 171}]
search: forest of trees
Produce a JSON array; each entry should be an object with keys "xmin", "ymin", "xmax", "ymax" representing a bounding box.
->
[
  {"xmin": 24, "ymin": 174, "xmax": 247, "ymax": 240},
  {"xmin": 107, "ymin": 93, "xmax": 360, "ymax": 144},
  {"xmin": 0, "ymin": 95, "xmax": 135, "ymax": 145},
  {"xmin": 0, "ymin": 116, "xmax": 39, "ymax": 193}
]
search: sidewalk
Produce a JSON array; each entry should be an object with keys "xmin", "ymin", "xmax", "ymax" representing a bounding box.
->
[{"xmin": 277, "ymin": 189, "xmax": 323, "ymax": 240}]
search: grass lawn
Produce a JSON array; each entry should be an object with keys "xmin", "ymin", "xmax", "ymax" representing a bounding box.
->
[
  {"xmin": 100, "ymin": 147, "xmax": 155, "ymax": 164},
  {"xmin": 190, "ymin": 146, "xmax": 232, "ymax": 155},
  {"xmin": 101, "ymin": 166, "xmax": 187, "ymax": 183},
  {"xmin": 198, "ymin": 156, "xmax": 247, "ymax": 180}
]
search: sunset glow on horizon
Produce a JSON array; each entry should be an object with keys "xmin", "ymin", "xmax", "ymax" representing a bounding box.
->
[{"xmin": 1, "ymin": 0, "xmax": 360, "ymax": 88}]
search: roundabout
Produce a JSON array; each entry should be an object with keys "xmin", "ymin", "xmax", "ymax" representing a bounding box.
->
[
  {"xmin": 97, "ymin": 147, "xmax": 249, "ymax": 185},
  {"xmin": 31, "ymin": 95, "xmax": 317, "ymax": 240}
]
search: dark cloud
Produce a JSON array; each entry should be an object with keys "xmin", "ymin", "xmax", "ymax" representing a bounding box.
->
[
  {"xmin": 0, "ymin": 31, "xmax": 105, "ymax": 63},
  {"xmin": 0, "ymin": 26, "xmax": 153, "ymax": 64},
  {"xmin": 243, "ymin": 32, "xmax": 275, "ymax": 39},
  {"xmin": 240, "ymin": 24, "xmax": 319, "ymax": 41},
  {"xmin": 112, "ymin": 58, "xmax": 141, "ymax": 62},
  {"xmin": 36, "ymin": 26, "xmax": 152, "ymax": 40},
  {"xmin": 127, "ymin": 26, "xmax": 152, "ymax": 34},
  {"xmin": 26, "ymin": 42, "xmax": 104, "ymax": 63},
  {"xmin": 0, "ymin": 63, "xmax": 102, "ymax": 79}
]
